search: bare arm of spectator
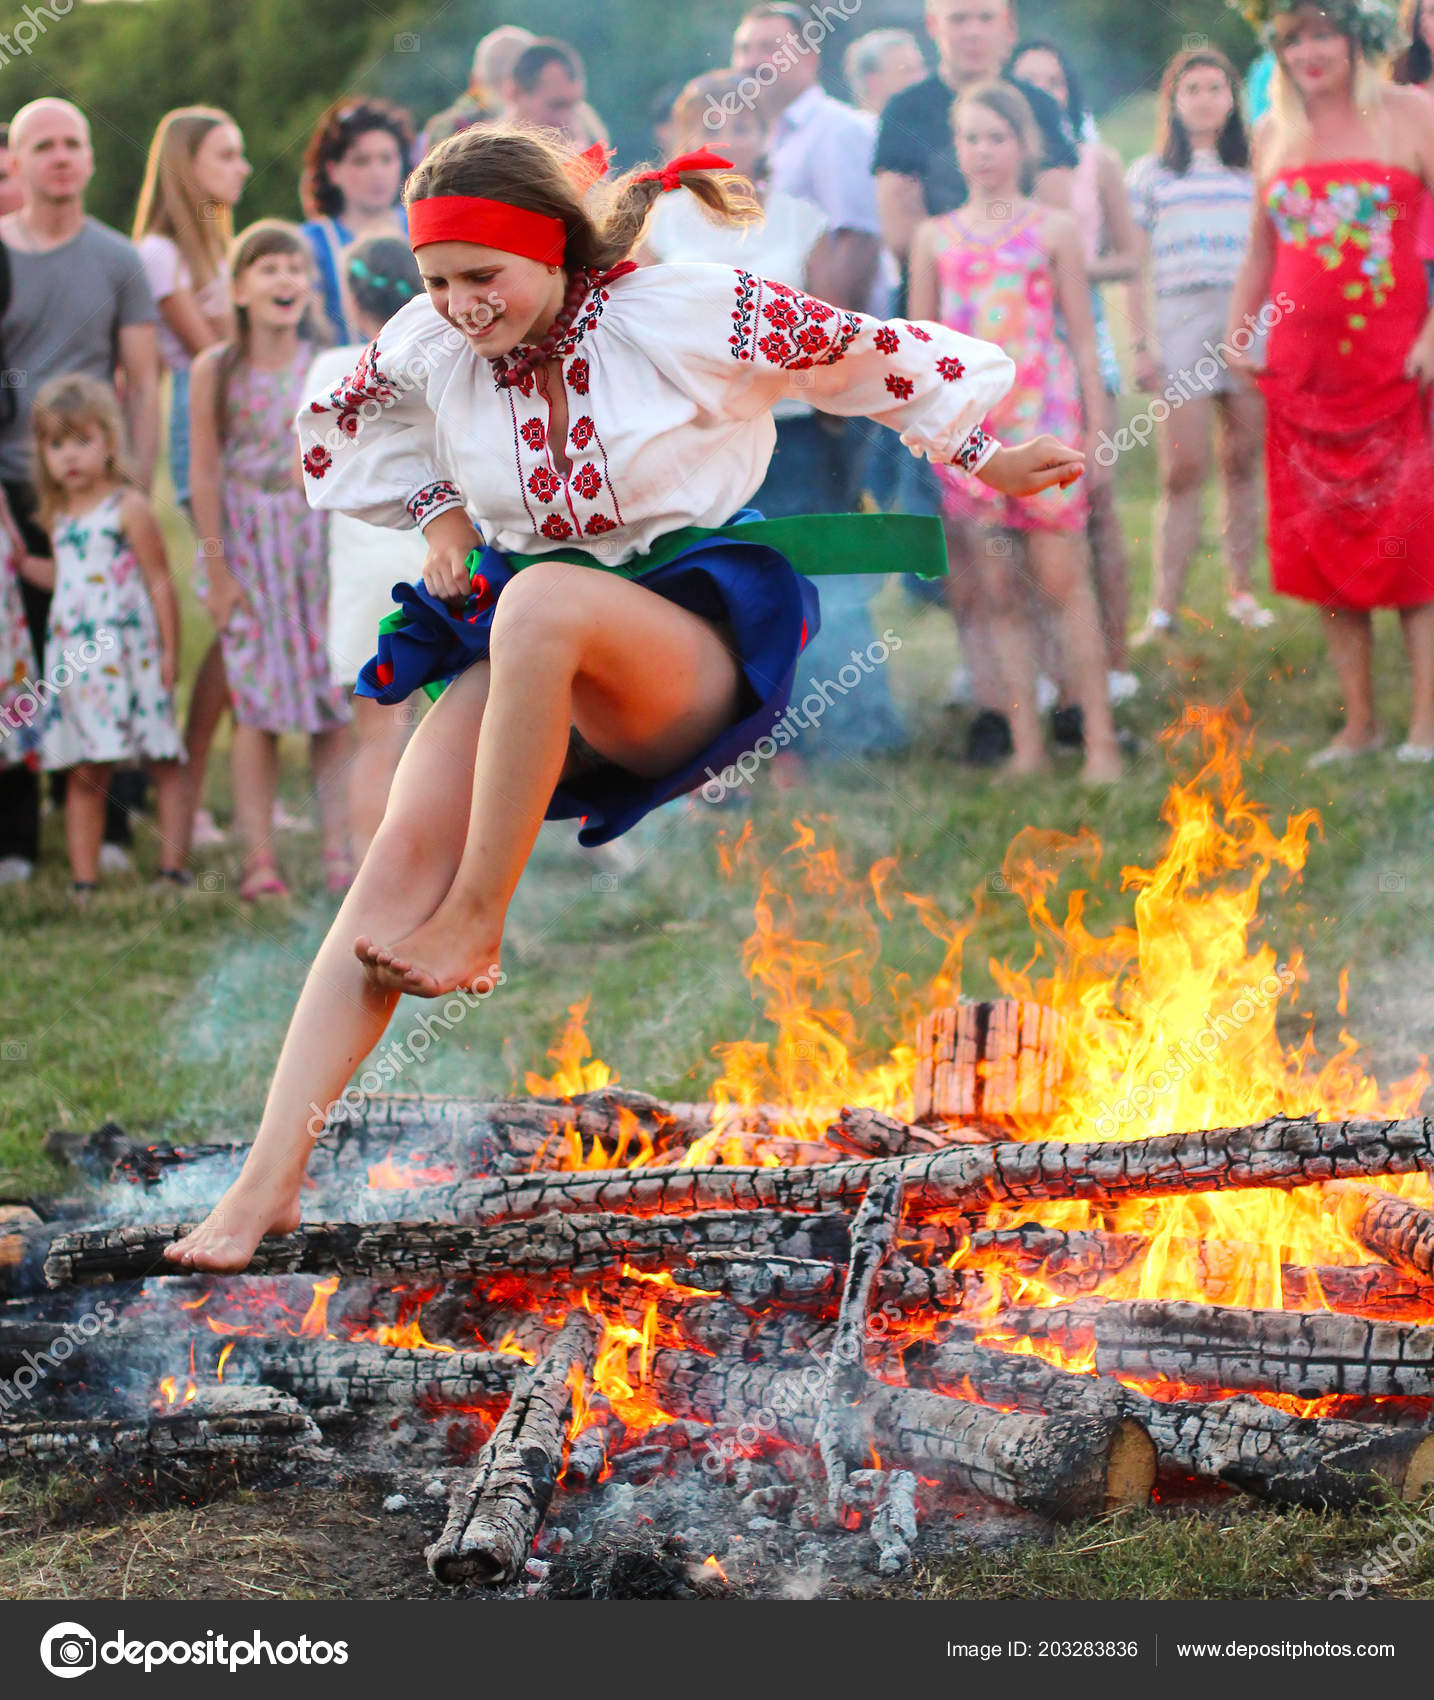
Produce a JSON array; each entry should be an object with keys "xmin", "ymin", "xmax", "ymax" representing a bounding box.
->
[
  {"xmin": 803, "ymin": 228, "xmax": 880, "ymax": 312},
  {"xmin": 1124, "ymin": 225, "xmax": 1159, "ymax": 393},
  {"xmin": 1395, "ymin": 84, "xmax": 1434, "ymax": 385},
  {"xmin": 905, "ymin": 217, "xmax": 940, "ymax": 324},
  {"xmin": 158, "ymin": 286, "xmax": 229, "ymax": 358},
  {"xmin": 875, "ymin": 171, "xmax": 927, "ymax": 265},
  {"xmin": 1223, "ymin": 128, "xmax": 1277, "ymax": 383},
  {"xmin": 117, "ymin": 321, "xmax": 160, "ymax": 493},
  {"xmin": 1088, "ymin": 145, "xmax": 1139, "ymax": 283},
  {"xmin": 188, "ymin": 346, "xmax": 249, "ymax": 629},
  {"xmin": 120, "ymin": 487, "xmax": 180, "ymax": 691},
  {"xmin": 1046, "ymin": 209, "xmax": 1108, "ymax": 490}
]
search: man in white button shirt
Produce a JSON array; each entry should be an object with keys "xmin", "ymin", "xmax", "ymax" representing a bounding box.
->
[{"xmin": 726, "ymin": 2, "xmax": 908, "ymax": 762}]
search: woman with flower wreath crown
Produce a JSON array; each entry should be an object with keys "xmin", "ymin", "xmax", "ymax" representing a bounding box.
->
[
  {"xmin": 1224, "ymin": 0, "xmax": 1434, "ymax": 765},
  {"xmin": 163, "ymin": 122, "xmax": 1084, "ymax": 1274}
]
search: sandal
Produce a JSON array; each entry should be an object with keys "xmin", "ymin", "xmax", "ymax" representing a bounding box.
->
[
  {"xmin": 322, "ymin": 845, "xmax": 355, "ymax": 895},
  {"xmin": 152, "ymin": 867, "xmax": 191, "ymax": 891},
  {"xmin": 239, "ymin": 851, "xmax": 289, "ymax": 902},
  {"xmin": 1308, "ymin": 735, "xmax": 1383, "ymax": 768},
  {"xmin": 70, "ymin": 879, "xmax": 98, "ymax": 905}
]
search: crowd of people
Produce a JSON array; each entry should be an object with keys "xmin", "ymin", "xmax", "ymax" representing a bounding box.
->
[{"xmin": 4, "ymin": 0, "xmax": 1434, "ymax": 903}]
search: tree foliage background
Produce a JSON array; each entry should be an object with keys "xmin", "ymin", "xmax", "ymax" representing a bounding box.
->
[{"xmin": 2, "ymin": 0, "xmax": 1260, "ymax": 232}]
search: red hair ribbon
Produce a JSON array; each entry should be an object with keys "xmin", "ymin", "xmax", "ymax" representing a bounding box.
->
[
  {"xmin": 567, "ymin": 140, "xmax": 612, "ymax": 190},
  {"xmin": 406, "ymin": 195, "xmax": 567, "ymax": 263},
  {"xmin": 635, "ymin": 148, "xmax": 734, "ymax": 193}
]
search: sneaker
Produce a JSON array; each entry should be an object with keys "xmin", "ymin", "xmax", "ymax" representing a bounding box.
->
[
  {"xmin": 964, "ymin": 709, "xmax": 1014, "ymax": 767},
  {"xmin": 1131, "ymin": 610, "xmax": 1177, "ymax": 647},
  {"xmin": 272, "ymin": 802, "xmax": 314, "ymax": 833},
  {"xmin": 941, "ymin": 665, "xmax": 974, "ymax": 708},
  {"xmin": 1050, "ymin": 704, "xmax": 1085, "ymax": 751},
  {"xmin": 1226, "ymin": 593, "xmax": 1275, "ymax": 630},
  {"xmin": 0, "ymin": 856, "xmax": 34, "ymax": 886},
  {"xmin": 1035, "ymin": 674, "xmax": 1060, "ymax": 714},
  {"xmin": 190, "ymin": 808, "xmax": 227, "ymax": 848},
  {"xmin": 1108, "ymin": 670, "xmax": 1140, "ymax": 705},
  {"xmin": 97, "ymin": 844, "xmax": 132, "ymax": 875}
]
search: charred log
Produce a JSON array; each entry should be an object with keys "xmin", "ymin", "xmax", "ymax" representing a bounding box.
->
[
  {"xmin": 1330, "ymin": 1185, "xmax": 1434, "ymax": 1285},
  {"xmin": 427, "ymin": 1310, "xmax": 599, "ymax": 1585}
]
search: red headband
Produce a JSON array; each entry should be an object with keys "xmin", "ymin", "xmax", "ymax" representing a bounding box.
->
[{"xmin": 407, "ymin": 143, "xmax": 613, "ymax": 264}]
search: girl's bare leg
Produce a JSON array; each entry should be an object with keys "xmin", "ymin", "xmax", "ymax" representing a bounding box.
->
[
  {"xmin": 359, "ymin": 562, "xmax": 744, "ymax": 998},
  {"xmin": 231, "ymin": 724, "xmax": 280, "ymax": 866},
  {"xmin": 979, "ymin": 532, "xmax": 1046, "ymax": 773},
  {"xmin": 941, "ymin": 516, "xmax": 1005, "ymax": 712},
  {"xmin": 148, "ymin": 758, "xmax": 190, "ymax": 873},
  {"xmin": 1027, "ymin": 530, "xmax": 1122, "ymax": 784},
  {"xmin": 1321, "ymin": 608, "xmax": 1378, "ymax": 749},
  {"xmin": 178, "ymin": 637, "xmax": 231, "ymax": 857},
  {"xmin": 64, "ymin": 761, "xmax": 113, "ymax": 884},
  {"xmin": 1216, "ymin": 387, "xmax": 1264, "ymax": 600},
  {"xmin": 1087, "ymin": 391, "xmax": 1130, "ymax": 670},
  {"xmin": 349, "ymin": 695, "xmax": 414, "ymax": 862},
  {"xmin": 162, "ymin": 663, "xmax": 494, "ymax": 1272},
  {"xmin": 1149, "ymin": 395, "xmax": 1213, "ymax": 620},
  {"xmin": 1398, "ymin": 601, "xmax": 1434, "ymax": 747},
  {"xmin": 309, "ymin": 722, "xmax": 355, "ymax": 863}
]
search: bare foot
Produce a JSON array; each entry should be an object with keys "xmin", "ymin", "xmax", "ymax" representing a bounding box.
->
[
  {"xmin": 1081, "ymin": 748, "xmax": 1123, "ymax": 785},
  {"xmin": 353, "ymin": 903, "xmax": 502, "ymax": 1000},
  {"xmin": 998, "ymin": 752, "xmax": 1052, "ymax": 779},
  {"xmin": 162, "ymin": 1180, "xmax": 302, "ymax": 1274}
]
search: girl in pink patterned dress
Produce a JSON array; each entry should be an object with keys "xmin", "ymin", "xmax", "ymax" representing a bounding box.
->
[
  {"xmin": 909, "ymin": 81, "xmax": 1119, "ymax": 782},
  {"xmin": 188, "ymin": 221, "xmax": 352, "ymax": 901}
]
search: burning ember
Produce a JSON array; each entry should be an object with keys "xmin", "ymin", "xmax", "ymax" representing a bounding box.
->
[{"xmin": 15, "ymin": 709, "xmax": 1434, "ymax": 1588}]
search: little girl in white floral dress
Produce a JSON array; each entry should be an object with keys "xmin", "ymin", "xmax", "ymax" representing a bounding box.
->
[{"xmin": 28, "ymin": 375, "xmax": 188, "ymax": 899}]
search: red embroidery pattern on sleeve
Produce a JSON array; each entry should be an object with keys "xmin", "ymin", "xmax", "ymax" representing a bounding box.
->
[
  {"xmin": 729, "ymin": 271, "xmax": 860, "ymax": 369},
  {"xmin": 406, "ymin": 479, "xmax": 462, "ymax": 526},
  {"xmin": 884, "ymin": 374, "xmax": 915, "ymax": 400},
  {"xmin": 309, "ymin": 341, "xmax": 399, "ymax": 438},
  {"xmin": 907, "ymin": 325, "xmax": 933, "ymax": 342},
  {"xmin": 937, "ymin": 355, "xmax": 967, "ymax": 382},
  {"xmin": 302, "ymin": 445, "xmax": 332, "ymax": 480},
  {"xmin": 956, "ymin": 427, "xmax": 994, "ymax": 473},
  {"xmin": 874, "ymin": 325, "xmax": 900, "ymax": 354}
]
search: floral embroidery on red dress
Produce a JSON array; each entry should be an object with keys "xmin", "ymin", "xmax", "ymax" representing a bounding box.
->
[{"xmin": 728, "ymin": 271, "xmax": 861, "ymax": 369}]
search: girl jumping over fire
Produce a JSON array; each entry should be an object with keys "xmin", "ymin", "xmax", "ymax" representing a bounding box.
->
[{"xmin": 164, "ymin": 123, "xmax": 1084, "ymax": 1273}]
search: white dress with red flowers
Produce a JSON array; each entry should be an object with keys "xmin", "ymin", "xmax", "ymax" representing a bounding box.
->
[{"xmin": 294, "ymin": 262, "xmax": 1014, "ymax": 561}]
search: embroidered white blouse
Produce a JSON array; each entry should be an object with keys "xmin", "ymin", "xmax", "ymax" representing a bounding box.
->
[{"xmin": 295, "ymin": 260, "xmax": 1014, "ymax": 565}]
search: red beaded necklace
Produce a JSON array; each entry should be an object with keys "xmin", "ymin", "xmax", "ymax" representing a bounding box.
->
[{"xmin": 492, "ymin": 268, "xmax": 597, "ymax": 390}]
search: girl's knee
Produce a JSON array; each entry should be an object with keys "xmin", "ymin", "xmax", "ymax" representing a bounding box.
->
[{"xmin": 489, "ymin": 562, "xmax": 587, "ymax": 653}]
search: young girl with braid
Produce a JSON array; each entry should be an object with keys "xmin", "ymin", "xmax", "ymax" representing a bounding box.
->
[{"xmin": 166, "ymin": 123, "xmax": 1084, "ymax": 1273}]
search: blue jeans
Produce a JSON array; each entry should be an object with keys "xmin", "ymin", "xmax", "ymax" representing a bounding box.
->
[
  {"xmin": 168, "ymin": 366, "xmax": 191, "ymax": 510},
  {"xmin": 753, "ymin": 414, "xmax": 907, "ymax": 757}
]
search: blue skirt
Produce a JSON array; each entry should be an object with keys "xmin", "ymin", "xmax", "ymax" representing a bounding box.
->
[{"xmin": 355, "ymin": 511, "xmax": 822, "ymax": 847}]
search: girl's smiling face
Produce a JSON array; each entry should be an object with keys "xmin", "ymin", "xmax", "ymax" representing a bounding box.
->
[
  {"xmin": 1276, "ymin": 10, "xmax": 1355, "ymax": 97},
  {"xmin": 42, "ymin": 418, "xmax": 110, "ymax": 495},
  {"xmin": 416, "ymin": 242, "xmax": 565, "ymax": 355},
  {"xmin": 234, "ymin": 248, "xmax": 314, "ymax": 329}
]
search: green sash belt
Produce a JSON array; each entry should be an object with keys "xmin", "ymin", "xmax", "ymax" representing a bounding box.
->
[{"xmin": 476, "ymin": 510, "xmax": 949, "ymax": 583}]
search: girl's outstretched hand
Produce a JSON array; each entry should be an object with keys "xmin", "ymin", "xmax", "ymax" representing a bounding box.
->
[
  {"xmin": 422, "ymin": 509, "xmax": 483, "ymax": 610},
  {"xmin": 976, "ymin": 436, "xmax": 1085, "ymax": 497}
]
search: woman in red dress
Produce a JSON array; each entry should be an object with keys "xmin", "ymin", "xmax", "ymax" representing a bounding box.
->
[{"xmin": 1226, "ymin": 0, "xmax": 1434, "ymax": 763}]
